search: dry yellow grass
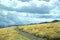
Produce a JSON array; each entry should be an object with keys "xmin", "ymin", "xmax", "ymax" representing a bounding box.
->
[
  {"xmin": 0, "ymin": 22, "xmax": 60, "ymax": 40},
  {"xmin": 0, "ymin": 27, "xmax": 30, "ymax": 40},
  {"xmin": 19, "ymin": 22, "xmax": 60, "ymax": 40}
]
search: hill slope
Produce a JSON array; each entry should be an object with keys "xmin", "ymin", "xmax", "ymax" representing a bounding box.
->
[
  {"xmin": 19, "ymin": 22, "xmax": 60, "ymax": 40},
  {"xmin": 0, "ymin": 27, "xmax": 30, "ymax": 40},
  {"xmin": 0, "ymin": 22, "xmax": 60, "ymax": 40}
]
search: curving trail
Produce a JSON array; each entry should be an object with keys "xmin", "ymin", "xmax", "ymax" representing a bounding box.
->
[{"xmin": 15, "ymin": 27, "xmax": 47, "ymax": 40}]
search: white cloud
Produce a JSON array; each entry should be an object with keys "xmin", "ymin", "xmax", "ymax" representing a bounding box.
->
[{"xmin": 0, "ymin": 0, "xmax": 60, "ymax": 17}]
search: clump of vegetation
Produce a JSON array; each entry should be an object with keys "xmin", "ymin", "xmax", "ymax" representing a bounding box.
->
[{"xmin": 19, "ymin": 22, "xmax": 60, "ymax": 40}]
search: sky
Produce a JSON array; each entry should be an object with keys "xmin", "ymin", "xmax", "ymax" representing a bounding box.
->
[
  {"xmin": 0, "ymin": 0, "xmax": 60, "ymax": 26},
  {"xmin": 20, "ymin": 0, "xmax": 50, "ymax": 2},
  {"xmin": 20, "ymin": 0, "xmax": 31, "ymax": 2}
]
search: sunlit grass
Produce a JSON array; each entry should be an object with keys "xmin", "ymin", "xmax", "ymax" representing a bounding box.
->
[
  {"xmin": 0, "ymin": 27, "xmax": 30, "ymax": 40},
  {"xmin": 0, "ymin": 22, "xmax": 60, "ymax": 40},
  {"xmin": 19, "ymin": 22, "xmax": 60, "ymax": 40}
]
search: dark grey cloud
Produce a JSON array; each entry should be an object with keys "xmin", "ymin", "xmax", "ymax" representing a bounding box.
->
[
  {"xmin": 16, "ymin": 5, "xmax": 51, "ymax": 14},
  {"xmin": 0, "ymin": 4, "xmax": 51, "ymax": 14}
]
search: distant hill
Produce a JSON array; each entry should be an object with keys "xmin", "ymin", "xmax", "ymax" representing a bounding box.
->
[
  {"xmin": 40, "ymin": 20, "xmax": 60, "ymax": 24},
  {"xmin": 52, "ymin": 20, "xmax": 60, "ymax": 22},
  {"xmin": 0, "ymin": 20, "xmax": 60, "ymax": 28}
]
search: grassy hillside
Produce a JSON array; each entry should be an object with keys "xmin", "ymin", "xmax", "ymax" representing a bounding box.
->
[
  {"xmin": 19, "ymin": 22, "xmax": 60, "ymax": 40},
  {"xmin": 0, "ymin": 22, "xmax": 60, "ymax": 40},
  {"xmin": 0, "ymin": 27, "xmax": 30, "ymax": 40}
]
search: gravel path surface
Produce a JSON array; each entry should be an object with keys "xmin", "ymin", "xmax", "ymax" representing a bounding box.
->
[{"xmin": 15, "ymin": 27, "xmax": 47, "ymax": 40}]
